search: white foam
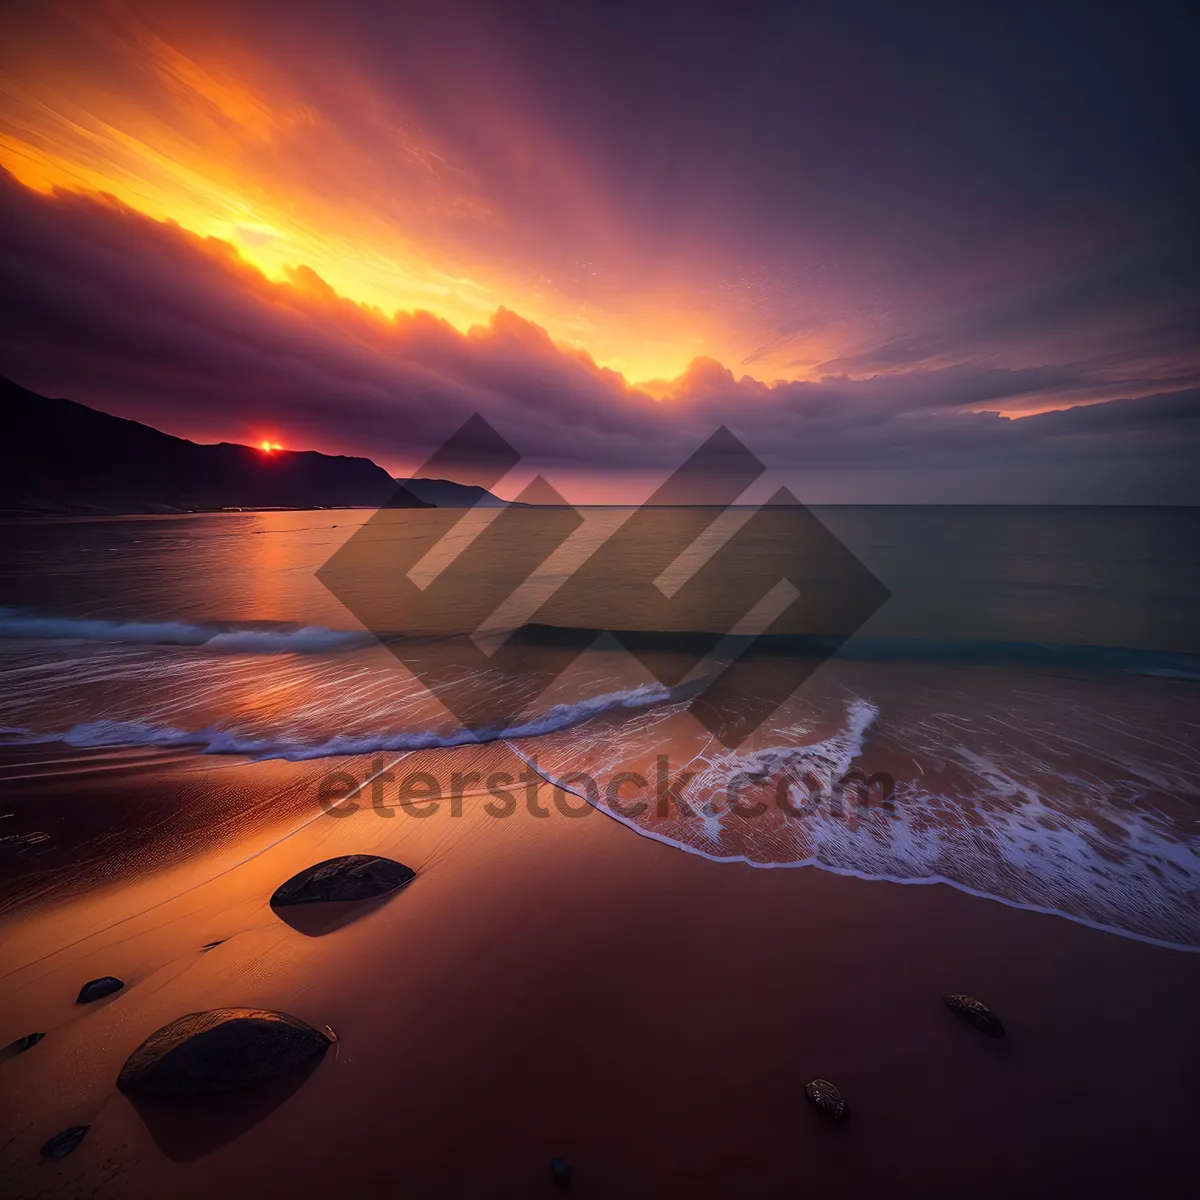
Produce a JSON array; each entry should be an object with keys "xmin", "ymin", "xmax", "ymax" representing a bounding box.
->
[
  {"xmin": 520, "ymin": 696, "xmax": 1200, "ymax": 953},
  {"xmin": 5, "ymin": 681, "xmax": 673, "ymax": 761},
  {"xmin": 0, "ymin": 609, "xmax": 370, "ymax": 653}
]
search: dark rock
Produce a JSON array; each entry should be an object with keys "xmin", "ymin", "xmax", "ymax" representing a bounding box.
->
[
  {"xmin": 944, "ymin": 994, "xmax": 1005, "ymax": 1038},
  {"xmin": 270, "ymin": 855, "xmax": 415, "ymax": 907},
  {"xmin": 805, "ymin": 1078, "xmax": 848, "ymax": 1121},
  {"xmin": 4, "ymin": 1031, "xmax": 46, "ymax": 1055},
  {"xmin": 549, "ymin": 1157, "xmax": 573, "ymax": 1189},
  {"xmin": 116, "ymin": 1008, "xmax": 331, "ymax": 1099},
  {"xmin": 40, "ymin": 1125, "xmax": 89, "ymax": 1160},
  {"xmin": 77, "ymin": 976, "xmax": 124, "ymax": 1004}
]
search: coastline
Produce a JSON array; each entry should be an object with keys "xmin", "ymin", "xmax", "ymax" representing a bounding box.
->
[{"xmin": 2, "ymin": 745, "xmax": 1197, "ymax": 1198}]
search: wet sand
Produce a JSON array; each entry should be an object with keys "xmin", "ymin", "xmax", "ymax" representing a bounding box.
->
[{"xmin": 1, "ymin": 745, "xmax": 1198, "ymax": 1199}]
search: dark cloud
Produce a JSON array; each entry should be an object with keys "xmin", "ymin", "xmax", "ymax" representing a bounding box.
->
[
  {"xmin": 3, "ymin": 0, "xmax": 1197, "ymax": 397},
  {"xmin": 819, "ymin": 243, "xmax": 1200, "ymax": 385},
  {"xmin": 1, "ymin": 169, "xmax": 1197, "ymax": 502}
]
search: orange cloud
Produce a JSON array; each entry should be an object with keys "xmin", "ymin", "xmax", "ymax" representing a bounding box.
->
[
  {"xmin": 2, "ymin": 0, "xmax": 1193, "ymax": 440},
  {"xmin": 0, "ymin": 1, "xmax": 762, "ymax": 385}
]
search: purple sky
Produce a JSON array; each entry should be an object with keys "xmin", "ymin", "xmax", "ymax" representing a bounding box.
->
[{"xmin": 0, "ymin": 0, "xmax": 1196, "ymax": 501}]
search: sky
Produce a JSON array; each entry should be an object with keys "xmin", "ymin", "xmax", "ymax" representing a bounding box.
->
[{"xmin": 0, "ymin": 0, "xmax": 1197, "ymax": 501}]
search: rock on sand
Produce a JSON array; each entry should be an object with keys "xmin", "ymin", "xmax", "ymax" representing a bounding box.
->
[
  {"xmin": 269, "ymin": 855, "xmax": 415, "ymax": 907},
  {"xmin": 116, "ymin": 1008, "xmax": 331, "ymax": 1100}
]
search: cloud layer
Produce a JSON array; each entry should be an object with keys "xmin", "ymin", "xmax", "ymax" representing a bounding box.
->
[
  {"xmin": 3, "ymin": 0, "xmax": 1198, "ymax": 388},
  {"xmin": 1, "ymin": 168, "xmax": 1197, "ymax": 503}
]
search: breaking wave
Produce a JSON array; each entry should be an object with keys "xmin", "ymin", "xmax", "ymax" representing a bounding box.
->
[
  {"xmin": 0, "ymin": 681, "xmax": 672, "ymax": 761},
  {"xmin": 0, "ymin": 608, "xmax": 373, "ymax": 653},
  {"xmin": 3, "ymin": 608, "xmax": 1199, "ymax": 679},
  {"xmin": 2, "ymin": 603, "xmax": 1197, "ymax": 951},
  {"xmin": 528, "ymin": 695, "xmax": 1200, "ymax": 952}
]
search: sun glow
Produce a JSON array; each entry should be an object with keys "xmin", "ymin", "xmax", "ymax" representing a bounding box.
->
[
  {"xmin": 0, "ymin": 11, "xmax": 765, "ymax": 388},
  {"xmin": 259, "ymin": 440, "xmax": 282, "ymax": 453}
]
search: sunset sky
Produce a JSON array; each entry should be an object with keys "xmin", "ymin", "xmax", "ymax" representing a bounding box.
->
[{"xmin": 0, "ymin": 0, "xmax": 1196, "ymax": 501}]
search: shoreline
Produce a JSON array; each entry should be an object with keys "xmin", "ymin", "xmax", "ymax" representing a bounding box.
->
[
  {"xmin": 530, "ymin": 744, "xmax": 1200, "ymax": 956},
  {"xmin": 2, "ymin": 746, "xmax": 1198, "ymax": 1197},
  {"xmin": 4, "ymin": 727, "xmax": 1198, "ymax": 953}
]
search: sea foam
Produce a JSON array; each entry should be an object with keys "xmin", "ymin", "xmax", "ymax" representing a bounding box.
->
[{"xmin": 0, "ymin": 609, "xmax": 371, "ymax": 653}]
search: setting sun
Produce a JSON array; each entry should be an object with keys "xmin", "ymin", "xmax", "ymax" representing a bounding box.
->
[{"xmin": 0, "ymin": 4, "xmax": 1196, "ymax": 1200}]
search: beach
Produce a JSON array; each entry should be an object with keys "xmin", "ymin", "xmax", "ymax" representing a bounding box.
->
[
  {"xmin": 2, "ymin": 739, "xmax": 1198, "ymax": 1199},
  {"xmin": 1, "ymin": 506, "xmax": 1198, "ymax": 1197},
  {"xmin": 2, "ymin": 6, "xmax": 1196, "ymax": 1191}
]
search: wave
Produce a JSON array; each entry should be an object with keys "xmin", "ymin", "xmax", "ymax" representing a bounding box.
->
[
  {"xmin": 0, "ymin": 681, "xmax": 673, "ymax": 761},
  {"xmin": 833, "ymin": 636, "xmax": 1200, "ymax": 681},
  {"xmin": 0, "ymin": 609, "xmax": 373, "ymax": 653},
  {"xmin": 525, "ymin": 697, "xmax": 1200, "ymax": 952},
  {"xmin": 510, "ymin": 625, "xmax": 1200, "ymax": 681},
  {"xmin": 2, "ymin": 608, "xmax": 1197, "ymax": 679}
]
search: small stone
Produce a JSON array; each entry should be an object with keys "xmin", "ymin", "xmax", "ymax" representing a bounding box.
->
[
  {"xmin": 40, "ymin": 1125, "xmax": 89, "ymax": 1160},
  {"xmin": 4, "ymin": 1031, "xmax": 46, "ymax": 1055},
  {"xmin": 76, "ymin": 976, "xmax": 124, "ymax": 1004},
  {"xmin": 944, "ymin": 994, "xmax": 1005, "ymax": 1038},
  {"xmin": 270, "ymin": 855, "xmax": 415, "ymax": 907},
  {"xmin": 116, "ymin": 1008, "xmax": 331, "ymax": 1099},
  {"xmin": 549, "ymin": 1157, "xmax": 573, "ymax": 1189},
  {"xmin": 805, "ymin": 1078, "xmax": 848, "ymax": 1121}
]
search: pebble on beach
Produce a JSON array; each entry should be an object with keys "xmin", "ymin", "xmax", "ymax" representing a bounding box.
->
[
  {"xmin": 40, "ymin": 1126, "xmax": 89, "ymax": 1161},
  {"xmin": 2, "ymin": 1032, "xmax": 46, "ymax": 1059},
  {"xmin": 269, "ymin": 855, "xmax": 416, "ymax": 907},
  {"xmin": 944, "ymin": 994, "xmax": 1006, "ymax": 1038},
  {"xmin": 76, "ymin": 976, "xmax": 124, "ymax": 1004},
  {"xmin": 805, "ymin": 1079, "xmax": 848, "ymax": 1121},
  {"xmin": 116, "ymin": 1008, "xmax": 332, "ymax": 1100}
]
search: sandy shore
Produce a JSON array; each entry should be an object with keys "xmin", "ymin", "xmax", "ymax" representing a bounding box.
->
[{"xmin": 1, "ymin": 743, "xmax": 1197, "ymax": 1198}]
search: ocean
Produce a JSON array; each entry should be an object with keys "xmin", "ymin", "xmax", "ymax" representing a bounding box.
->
[{"xmin": 1, "ymin": 505, "xmax": 1198, "ymax": 949}]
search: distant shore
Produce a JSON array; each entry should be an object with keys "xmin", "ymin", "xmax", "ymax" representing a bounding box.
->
[{"xmin": 0, "ymin": 504, "xmax": 383, "ymax": 520}]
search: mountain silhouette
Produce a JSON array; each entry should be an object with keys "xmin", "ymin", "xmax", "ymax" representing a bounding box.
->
[
  {"xmin": 394, "ymin": 477, "xmax": 509, "ymax": 507},
  {"xmin": 0, "ymin": 377, "xmax": 429, "ymax": 514}
]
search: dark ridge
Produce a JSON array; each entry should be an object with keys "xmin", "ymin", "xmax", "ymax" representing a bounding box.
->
[
  {"xmin": 395, "ymin": 476, "xmax": 509, "ymax": 507},
  {"xmin": 0, "ymin": 376, "xmax": 431, "ymax": 515}
]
